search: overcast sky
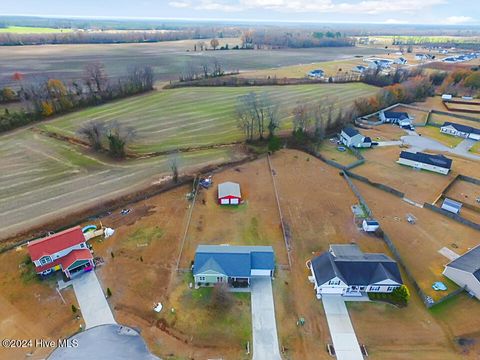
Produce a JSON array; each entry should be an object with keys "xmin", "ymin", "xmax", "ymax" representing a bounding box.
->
[{"xmin": 2, "ymin": 0, "xmax": 479, "ymax": 25}]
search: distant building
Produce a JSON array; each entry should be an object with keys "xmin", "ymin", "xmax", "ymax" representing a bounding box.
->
[
  {"xmin": 352, "ymin": 65, "xmax": 367, "ymax": 73},
  {"xmin": 441, "ymin": 94, "xmax": 453, "ymax": 101},
  {"xmin": 340, "ymin": 127, "xmax": 372, "ymax": 148},
  {"xmin": 441, "ymin": 198, "xmax": 462, "ymax": 214},
  {"xmin": 397, "ymin": 151, "xmax": 452, "ymax": 175},
  {"xmin": 443, "ymin": 245, "xmax": 480, "ymax": 300},
  {"xmin": 218, "ymin": 182, "xmax": 242, "ymax": 205},
  {"xmin": 394, "ymin": 57, "xmax": 407, "ymax": 65},
  {"xmin": 307, "ymin": 69, "xmax": 324, "ymax": 78},
  {"xmin": 27, "ymin": 227, "xmax": 94, "ymax": 279},
  {"xmin": 308, "ymin": 244, "xmax": 403, "ymax": 299},
  {"xmin": 440, "ymin": 122, "xmax": 480, "ymax": 141},
  {"xmin": 380, "ymin": 111, "xmax": 412, "ymax": 127},
  {"xmin": 193, "ymin": 245, "xmax": 275, "ymax": 287}
]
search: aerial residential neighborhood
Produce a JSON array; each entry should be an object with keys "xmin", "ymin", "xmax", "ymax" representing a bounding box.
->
[{"xmin": 1, "ymin": 2, "xmax": 480, "ymax": 360}]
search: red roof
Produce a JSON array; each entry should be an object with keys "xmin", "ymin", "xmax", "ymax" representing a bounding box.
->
[
  {"xmin": 34, "ymin": 249, "xmax": 93, "ymax": 273},
  {"xmin": 27, "ymin": 226, "xmax": 86, "ymax": 262}
]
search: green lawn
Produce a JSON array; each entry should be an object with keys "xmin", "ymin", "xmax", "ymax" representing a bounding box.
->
[
  {"xmin": 40, "ymin": 83, "xmax": 378, "ymax": 154},
  {"xmin": 470, "ymin": 141, "xmax": 480, "ymax": 154},
  {"xmin": 0, "ymin": 26, "xmax": 73, "ymax": 34}
]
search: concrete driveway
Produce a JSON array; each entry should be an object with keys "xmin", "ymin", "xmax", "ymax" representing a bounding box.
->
[
  {"xmin": 251, "ymin": 278, "xmax": 281, "ymax": 360},
  {"xmin": 402, "ymin": 135, "xmax": 480, "ymax": 161},
  {"xmin": 72, "ymin": 271, "xmax": 116, "ymax": 329},
  {"xmin": 322, "ymin": 295, "xmax": 363, "ymax": 360},
  {"xmin": 375, "ymin": 140, "xmax": 402, "ymax": 147}
]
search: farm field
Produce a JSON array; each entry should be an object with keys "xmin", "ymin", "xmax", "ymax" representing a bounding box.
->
[
  {"xmin": 428, "ymin": 112, "xmax": 480, "ymax": 128},
  {"xmin": 39, "ymin": 83, "xmax": 379, "ymax": 154},
  {"xmin": 0, "ymin": 41, "xmax": 385, "ymax": 88},
  {"xmin": 414, "ymin": 97, "xmax": 480, "ymax": 120},
  {"xmin": 0, "ymin": 128, "xmax": 245, "ymax": 243},
  {"xmin": 352, "ymin": 146, "xmax": 455, "ymax": 204},
  {"xmin": 416, "ymin": 125, "xmax": 464, "ymax": 147},
  {"xmin": 0, "ymin": 26, "xmax": 73, "ymax": 33}
]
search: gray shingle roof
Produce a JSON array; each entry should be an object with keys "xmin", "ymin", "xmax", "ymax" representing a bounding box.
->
[
  {"xmin": 311, "ymin": 244, "xmax": 403, "ymax": 286},
  {"xmin": 218, "ymin": 182, "xmax": 241, "ymax": 198},
  {"xmin": 447, "ymin": 245, "xmax": 480, "ymax": 276},
  {"xmin": 384, "ymin": 111, "xmax": 410, "ymax": 120},
  {"xmin": 442, "ymin": 122, "xmax": 480, "ymax": 135},
  {"xmin": 442, "ymin": 198, "xmax": 462, "ymax": 211},
  {"xmin": 193, "ymin": 245, "xmax": 274, "ymax": 277},
  {"xmin": 399, "ymin": 151, "xmax": 452, "ymax": 170},
  {"xmin": 342, "ymin": 127, "xmax": 360, "ymax": 137}
]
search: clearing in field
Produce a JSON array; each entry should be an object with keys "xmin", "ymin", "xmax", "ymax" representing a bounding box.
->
[
  {"xmin": 39, "ymin": 83, "xmax": 378, "ymax": 154},
  {"xmin": 0, "ymin": 26, "xmax": 73, "ymax": 34}
]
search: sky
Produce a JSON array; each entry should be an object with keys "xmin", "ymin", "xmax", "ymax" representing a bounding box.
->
[{"xmin": 1, "ymin": 0, "xmax": 479, "ymax": 25}]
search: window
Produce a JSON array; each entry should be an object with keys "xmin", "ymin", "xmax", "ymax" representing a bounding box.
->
[
  {"xmin": 370, "ymin": 286, "xmax": 380, "ymax": 292},
  {"xmin": 39, "ymin": 256, "xmax": 52, "ymax": 266},
  {"xmin": 199, "ymin": 276, "xmax": 206, "ymax": 281},
  {"xmin": 217, "ymin": 277, "xmax": 224, "ymax": 282},
  {"xmin": 80, "ymin": 243, "xmax": 85, "ymax": 248},
  {"xmin": 387, "ymin": 286, "xmax": 395, "ymax": 292}
]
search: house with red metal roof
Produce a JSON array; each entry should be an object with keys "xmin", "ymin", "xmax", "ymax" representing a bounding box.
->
[{"xmin": 27, "ymin": 226, "xmax": 94, "ymax": 279}]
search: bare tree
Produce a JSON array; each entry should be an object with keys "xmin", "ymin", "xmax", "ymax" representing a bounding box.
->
[
  {"xmin": 77, "ymin": 120, "xmax": 106, "ymax": 150},
  {"xmin": 84, "ymin": 62, "xmax": 108, "ymax": 98},
  {"xmin": 236, "ymin": 92, "xmax": 274, "ymax": 141},
  {"xmin": 105, "ymin": 121, "xmax": 136, "ymax": 158},
  {"xmin": 210, "ymin": 38, "xmax": 219, "ymax": 50},
  {"xmin": 209, "ymin": 283, "xmax": 233, "ymax": 311},
  {"xmin": 212, "ymin": 59, "xmax": 224, "ymax": 77},
  {"xmin": 169, "ymin": 152, "xmax": 180, "ymax": 183},
  {"xmin": 292, "ymin": 103, "xmax": 310, "ymax": 134},
  {"xmin": 267, "ymin": 102, "xmax": 280, "ymax": 138},
  {"xmin": 312, "ymin": 101, "xmax": 327, "ymax": 141}
]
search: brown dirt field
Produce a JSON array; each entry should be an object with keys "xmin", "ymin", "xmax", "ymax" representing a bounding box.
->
[
  {"xmin": 393, "ymin": 105, "xmax": 429, "ymax": 125},
  {"xmin": 353, "ymin": 146, "xmax": 455, "ymax": 204},
  {"xmin": 179, "ymin": 156, "xmax": 288, "ymax": 268},
  {"xmin": 361, "ymin": 124, "xmax": 406, "ymax": 141},
  {"xmin": 446, "ymin": 180, "xmax": 480, "ymax": 209},
  {"xmin": 414, "ymin": 97, "xmax": 480, "ymax": 120},
  {"xmin": 445, "ymin": 103, "xmax": 480, "ymax": 113},
  {"xmin": 0, "ymin": 248, "xmax": 80, "ymax": 360},
  {"xmin": 352, "ymin": 180, "xmax": 479, "ymax": 301}
]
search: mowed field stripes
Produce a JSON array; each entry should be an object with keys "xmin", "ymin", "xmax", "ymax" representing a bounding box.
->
[{"xmin": 40, "ymin": 83, "xmax": 378, "ymax": 153}]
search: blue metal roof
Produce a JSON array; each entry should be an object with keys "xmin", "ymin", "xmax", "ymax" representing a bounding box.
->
[{"xmin": 193, "ymin": 245, "xmax": 274, "ymax": 277}]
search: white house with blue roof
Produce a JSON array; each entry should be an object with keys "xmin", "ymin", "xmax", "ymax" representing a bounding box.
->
[{"xmin": 193, "ymin": 245, "xmax": 275, "ymax": 287}]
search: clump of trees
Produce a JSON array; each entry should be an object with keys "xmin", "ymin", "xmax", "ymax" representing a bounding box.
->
[
  {"xmin": 1, "ymin": 63, "xmax": 154, "ymax": 133},
  {"xmin": 179, "ymin": 58, "xmax": 226, "ymax": 82},
  {"xmin": 236, "ymin": 92, "xmax": 279, "ymax": 141},
  {"xmin": 439, "ymin": 68, "xmax": 480, "ymax": 97},
  {"xmin": 362, "ymin": 66, "xmax": 424, "ymax": 87},
  {"xmin": 77, "ymin": 120, "xmax": 135, "ymax": 159}
]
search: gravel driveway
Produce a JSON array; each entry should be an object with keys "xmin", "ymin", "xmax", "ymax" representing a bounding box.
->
[
  {"xmin": 72, "ymin": 271, "xmax": 116, "ymax": 329},
  {"xmin": 251, "ymin": 278, "xmax": 281, "ymax": 360}
]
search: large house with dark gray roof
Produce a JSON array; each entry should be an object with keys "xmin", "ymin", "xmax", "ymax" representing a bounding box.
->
[
  {"xmin": 308, "ymin": 244, "xmax": 403, "ymax": 298},
  {"xmin": 397, "ymin": 151, "xmax": 452, "ymax": 175},
  {"xmin": 380, "ymin": 111, "xmax": 412, "ymax": 127},
  {"xmin": 340, "ymin": 127, "xmax": 372, "ymax": 148},
  {"xmin": 443, "ymin": 245, "xmax": 480, "ymax": 300},
  {"xmin": 440, "ymin": 122, "xmax": 480, "ymax": 141},
  {"xmin": 193, "ymin": 245, "xmax": 275, "ymax": 287}
]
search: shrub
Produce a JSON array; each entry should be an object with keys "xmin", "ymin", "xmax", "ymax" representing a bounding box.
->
[
  {"xmin": 268, "ymin": 135, "xmax": 281, "ymax": 153},
  {"xmin": 392, "ymin": 285, "xmax": 410, "ymax": 305},
  {"xmin": 71, "ymin": 304, "xmax": 78, "ymax": 313},
  {"xmin": 106, "ymin": 288, "xmax": 112, "ymax": 297},
  {"xmin": 209, "ymin": 283, "xmax": 233, "ymax": 312}
]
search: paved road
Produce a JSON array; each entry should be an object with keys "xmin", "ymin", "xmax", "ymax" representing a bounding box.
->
[
  {"xmin": 376, "ymin": 140, "xmax": 402, "ymax": 147},
  {"xmin": 49, "ymin": 324, "xmax": 159, "ymax": 360},
  {"xmin": 251, "ymin": 278, "xmax": 281, "ymax": 360},
  {"xmin": 72, "ymin": 271, "xmax": 116, "ymax": 329},
  {"xmin": 322, "ymin": 295, "xmax": 363, "ymax": 360},
  {"xmin": 401, "ymin": 135, "xmax": 480, "ymax": 161}
]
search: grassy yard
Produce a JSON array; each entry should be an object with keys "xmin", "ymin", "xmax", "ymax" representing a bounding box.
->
[
  {"xmin": 470, "ymin": 141, "xmax": 480, "ymax": 154},
  {"xmin": 416, "ymin": 126, "xmax": 464, "ymax": 148},
  {"xmin": 40, "ymin": 83, "xmax": 378, "ymax": 154},
  {"xmin": 318, "ymin": 141, "xmax": 359, "ymax": 166},
  {"xmin": 0, "ymin": 26, "xmax": 73, "ymax": 34}
]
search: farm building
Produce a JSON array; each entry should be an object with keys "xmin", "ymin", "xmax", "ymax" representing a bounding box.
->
[
  {"xmin": 441, "ymin": 94, "xmax": 453, "ymax": 101},
  {"xmin": 340, "ymin": 127, "xmax": 372, "ymax": 148},
  {"xmin": 397, "ymin": 151, "xmax": 452, "ymax": 175},
  {"xmin": 441, "ymin": 198, "xmax": 462, "ymax": 214},
  {"xmin": 218, "ymin": 181, "xmax": 242, "ymax": 205},
  {"xmin": 193, "ymin": 245, "xmax": 275, "ymax": 287},
  {"xmin": 440, "ymin": 122, "xmax": 480, "ymax": 141},
  {"xmin": 394, "ymin": 57, "xmax": 407, "ymax": 65},
  {"xmin": 443, "ymin": 245, "xmax": 480, "ymax": 300},
  {"xmin": 27, "ymin": 226, "xmax": 94, "ymax": 279},
  {"xmin": 308, "ymin": 244, "xmax": 403, "ymax": 299},
  {"xmin": 362, "ymin": 219, "xmax": 380, "ymax": 232},
  {"xmin": 352, "ymin": 65, "xmax": 367, "ymax": 73},
  {"xmin": 380, "ymin": 111, "xmax": 412, "ymax": 126},
  {"xmin": 307, "ymin": 69, "xmax": 324, "ymax": 78}
]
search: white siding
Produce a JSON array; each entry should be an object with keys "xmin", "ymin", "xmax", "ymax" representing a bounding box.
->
[
  {"xmin": 443, "ymin": 266, "xmax": 480, "ymax": 300},
  {"xmin": 251, "ymin": 269, "xmax": 272, "ymax": 277},
  {"xmin": 397, "ymin": 158, "xmax": 449, "ymax": 175}
]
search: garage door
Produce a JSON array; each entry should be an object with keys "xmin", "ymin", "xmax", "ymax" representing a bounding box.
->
[
  {"xmin": 321, "ymin": 287, "xmax": 345, "ymax": 295},
  {"xmin": 220, "ymin": 198, "xmax": 229, "ymax": 205},
  {"xmin": 251, "ymin": 269, "xmax": 271, "ymax": 276},
  {"xmin": 230, "ymin": 198, "xmax": 239, "ymax": 205}
]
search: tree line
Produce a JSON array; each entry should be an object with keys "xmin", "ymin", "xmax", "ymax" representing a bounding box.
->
[
  {"xmin": 437, "ymin": 68, "xmax": 480, "ymax": 97},
  {"xmin": 0, "ymin": 63, "xmax": 154, "ymax": 133}
]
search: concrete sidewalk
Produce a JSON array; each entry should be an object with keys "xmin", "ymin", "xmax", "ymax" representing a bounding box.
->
[
  {"xmin": 251, "ymin": 278, "xmax": 281, "ymax": 360},
  {"xmin": 322, "ymin": 295, "xmax": 363, "ymax": 360},
  {"xmin": 72, "ymin": 271, "xmax": 116, "ymax": 329}
]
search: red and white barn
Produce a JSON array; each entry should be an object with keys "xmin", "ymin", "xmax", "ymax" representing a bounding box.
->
[
  {"xmin": 218, "ymin": 181, "xmax": 242, "ymax": 205},
  {"xmin": 27, "ymin": 226, "xmax": 94, "ymax": 279}
]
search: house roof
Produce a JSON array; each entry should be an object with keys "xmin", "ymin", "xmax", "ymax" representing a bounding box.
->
[
  {"xmin": 27, "ymin": 226, "xmax": 86, "ymax": 261},
  {"xmin": 442, "ymin": 122, "xmax": 480, "ymax": 135},
  {"xmin": 399, "ymin": 151, "xmax": 452, "ymax": 170},
  {"xmin": 383, "ymin": 111, "xmax": 410, "ymax": 120},
  {"xmin": 218, "ymin": 182, "xmax": 241, "ymax": 199},
  {"xmin": 342, "ymin": 127, "xmax": 360, "ymax": 137},
  {"xmin": 442, "ymin": 198, "xmax": 462, "ymax": 211},
  {"xmin": 363, "ymin": 137, "xmax": 372, "ymax": 143},
  {"xmin": 34, "ymin": 248, "xmax": 93, "ymax": 273},
  {"xmin": 193, "ymin": 245, "xmax": 274, "ymax": 277},
  {"xmin": 311, "ymin": 244, "xmax": 403, "ymax": 286},
  {"xmin": 309, "ymin": 69, "xmax": 324, "ymax": 74},
  {"xmin": 446, "ymin": 245, "xmax": 480, "ymax": 281}
]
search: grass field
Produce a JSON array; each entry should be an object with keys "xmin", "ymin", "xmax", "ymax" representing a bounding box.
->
[
  {"xmin": 40, "ymin": 83, "xmax": 379, "ymax": 153},
  {"xmin": 416, "ymin": 126, "xmax": 464, "ymax": 148},
  {"xmin": 0, "ymin": 41, "xmax": 385, "ymax": 88},
  {"xmin": 470, "ymin": 141, "xmax": 480, "ymax": 154},
  {"xmin": 0, "ymin": 26, "xmax": 73, "ymax": 34}
]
